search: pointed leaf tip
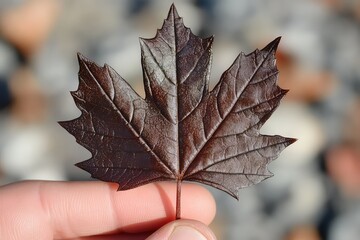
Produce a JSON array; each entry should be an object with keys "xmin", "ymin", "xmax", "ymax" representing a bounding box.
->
[
  {"xmin": 262, "ymin": 37, "xmax": 281, "ymax": 52},
  {"xmin": 77, "ymin": 52, "xmax": 90, "ymax": 65},
  {"xmin": 77, "ymin": 52, "xmax": 84, "ymax": 61},
  {"xmin": 168, "ymin": 3, "xmax": 180, "ymax": 19},
  {"xmin": 287, "ymin": 137, "xmax": 298, "ymax": 146}
]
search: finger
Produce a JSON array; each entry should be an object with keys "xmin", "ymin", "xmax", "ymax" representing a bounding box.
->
[
  {"xmin": 70, "ymin": 220, "xmax": 218, "ymax": 240},
  {"xmin": 0, "ymin": 181, "xmax": 216, "ymax": 240},
  {"xmin": 69, "ymin": 232, "xmax": 151, "ymax": 240},
  {"xmin": 146, "ymin": 219, "xmax": 217, "ymax": 240}
]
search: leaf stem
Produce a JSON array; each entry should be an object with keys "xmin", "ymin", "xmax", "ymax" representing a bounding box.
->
[{"xmin": 176, "ymin": 179, "xmax": 181, "ymax": 219}]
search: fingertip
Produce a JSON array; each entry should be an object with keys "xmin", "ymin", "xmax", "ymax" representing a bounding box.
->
[
  {"xmin": 146, "ymin": 219, "xmax": 217, "ymax": 240},
  {"xmin": 180, "ymin": 183, "xmax": 216, "ymax": 225}
]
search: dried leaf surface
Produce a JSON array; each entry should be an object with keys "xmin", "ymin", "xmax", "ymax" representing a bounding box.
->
[{"xmin": 60, "ymin": 5, "xmax": 295, "ymax": 200}]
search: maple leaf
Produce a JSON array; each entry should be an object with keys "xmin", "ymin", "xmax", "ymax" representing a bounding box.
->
[{"xmin": 60, "ymin": 4, "xmax": 296, "ymax": 219}]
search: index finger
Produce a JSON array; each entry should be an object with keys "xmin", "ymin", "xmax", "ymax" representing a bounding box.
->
[{"xmin": 0, "ymin": 181, "xmax": 216, "ymax": 240}]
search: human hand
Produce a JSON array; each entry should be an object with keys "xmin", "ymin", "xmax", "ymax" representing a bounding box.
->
[{"xmin": 0, "ymin": 181, "xmax": 216, "ymax": 239}]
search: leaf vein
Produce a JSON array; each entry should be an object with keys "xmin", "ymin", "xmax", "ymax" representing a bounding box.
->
[
  {"xmin": 184, "ymin": 45, "xmax": 278, "ymax": 175},
  {"xmin": 83, "ymin": 61, "xmax": 173, "ymax": 176}
]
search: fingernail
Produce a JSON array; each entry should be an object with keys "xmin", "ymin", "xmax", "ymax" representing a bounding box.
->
[{"xmin": 169, "ymin": 226, "xmax": 207, "ymax": 240}]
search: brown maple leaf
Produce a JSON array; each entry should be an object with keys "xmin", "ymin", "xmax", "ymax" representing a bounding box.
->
[{"xmin": 60, "ymin": 4, "xmax": 296, "ymax": 219}]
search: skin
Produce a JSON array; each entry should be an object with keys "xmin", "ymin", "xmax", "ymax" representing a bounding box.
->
[{"xmin": 0, "ymin": 181, "xmax": 216, "ymax": 240}]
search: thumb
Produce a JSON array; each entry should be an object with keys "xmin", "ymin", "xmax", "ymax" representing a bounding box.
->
[{"xmin": 146, "ymin": 219, "xmax": 217, "ymax": 240}]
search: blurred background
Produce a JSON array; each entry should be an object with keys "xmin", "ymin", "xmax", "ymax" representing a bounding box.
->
[{"xmin": 1, "ymin": 0, "xmax": 360, "ymax": 239}]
